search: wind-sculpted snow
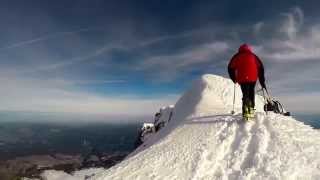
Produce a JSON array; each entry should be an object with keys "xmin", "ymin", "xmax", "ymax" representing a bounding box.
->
[
  {"xmin": 42, "ymin": 74, "xmax": 320, "ymax": 180},
  {"xmin": 171, "ymin": 74, "xmax": 265, "ymax": 127},
  {"xmin": 94, "ymin": 112, "xmax": 320, "ymax": 180}
]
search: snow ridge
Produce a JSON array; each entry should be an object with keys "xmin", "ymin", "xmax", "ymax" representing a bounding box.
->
[
  {"xmin": 174, "ymin": 74, "xmax": 264, "ymax": 123},
  {"xmin": 95, "ymin": 112, "xmax": 320, "ymax": 180},
  {"xmin": 42, "ymin": 74, "xmax": 320, "ymax": 180}
]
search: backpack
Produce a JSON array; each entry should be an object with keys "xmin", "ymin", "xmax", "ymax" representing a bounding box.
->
[
  {"xmin": 264, "ymin": 99, "xmax": 290, "ymax": 116},
  {"xmin": 261, "ymin": 88, "xmax": 291, "ymax": 116}
]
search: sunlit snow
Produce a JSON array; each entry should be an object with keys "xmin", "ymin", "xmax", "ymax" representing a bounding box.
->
[{"xmin": 42, "ymin": 74, "xmax": 320, "ymax": 180}]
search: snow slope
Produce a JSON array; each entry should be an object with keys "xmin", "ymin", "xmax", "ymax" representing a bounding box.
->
[
  {"xmin": 43, "ymin": 74, "xmax": 320, "ymax": 180},
  {"xmin": 41, "ymin": 168, "xmax": 105, "ymax": 180}
]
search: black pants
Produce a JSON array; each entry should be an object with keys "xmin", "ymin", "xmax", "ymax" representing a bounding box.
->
[{"xmin": 240, "ymin": 82, "xmax": 256, "ymax": 114}]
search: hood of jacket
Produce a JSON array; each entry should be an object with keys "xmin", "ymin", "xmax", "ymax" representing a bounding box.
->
[{"xmin": 238, "ymin": 44, "xmax": 252, "ymax": 53}]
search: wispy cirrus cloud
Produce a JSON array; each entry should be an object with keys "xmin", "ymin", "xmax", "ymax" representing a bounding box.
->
[
  {"xmin": 130, "ymin": 41, "xmax": 230, "ymax": 82},
  {"xmin": 246, "ymin": 7, "xmax": 320, "ymax": 113},
  {"xmin": 279, "ymin": 7, "xmax": 304, "ymax": 40},
  {"xmin": 0, "ymin": 75, "xmax": 177, "ymax": 119},
  {"xmin": 140, "ymin": 41, "xmax": 229, "ymax": 69},
  {"xmin": 19, "ymin": 44, "xmax": 122, "ymax": 74},
  {"xmin": 126, "ymin": 6, "xmax": 320, "ymax": 114},
  {"xmin": 0, "ymin": 27, "xmax": 104, "ymax": 50},
  {"xmin": 1, "ymin": 3, "xmax": 319, "ymax": 116},
  {"xmin": 254, "ymin": 7, "xmax": 320, "ymax": 62}
]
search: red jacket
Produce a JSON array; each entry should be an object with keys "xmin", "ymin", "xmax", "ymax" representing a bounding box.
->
[{"xmin": 228, "ymin": 44, "xmax": 265, "ymax": 86}]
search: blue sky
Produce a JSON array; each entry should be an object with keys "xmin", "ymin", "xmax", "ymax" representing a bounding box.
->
[{"xmin": 0, "ymin": 0, "xmax": 319, "ymax": 119}]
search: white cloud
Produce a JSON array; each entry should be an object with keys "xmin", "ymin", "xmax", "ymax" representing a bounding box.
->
[
  {"xmin": 138, "ymin": 30, "xmax": 197, "ymax": 47},
  {"xmin": 0, "ymin": 27, "xmax": 104, "ymax": 50},
  {"xmin": 0, "ymin": 76, "xmax": 178, "ymax": 119},
  {"xmin": 19, "ymin": 44, "xmax": 125, "ymax": 74},
  {"xmin": 139, "ymin": 41, "xmax": 229, "ymax": 70},
  {"xmin": 253, "ymin": 7, "xmax": 320, "ymax": 62},
  {"xmin": 1, "ymin": 6, "xmax": 319, "ymax": 117},
  {"xmin": 253, "ymin": 22, "xmax": 264, "ymax": 36},
  {"xmin": 277, "ymin": 92, "xmax": 320, "ymax": 114},
  {"xmin": 280, "ymin": 7, "xmax": 304, "ymax": 39},
  {"xmin": 256, "ymin": 34, "xmax": 320, "ymax": 62}
]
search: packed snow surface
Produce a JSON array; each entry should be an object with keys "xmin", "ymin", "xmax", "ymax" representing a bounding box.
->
[{"xmin": 43, "ymin": 74, "xmax": 320, "ymax": 180}]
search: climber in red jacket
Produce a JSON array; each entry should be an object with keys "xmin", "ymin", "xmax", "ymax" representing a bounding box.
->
[{"xmin": 228, "ymin": 43, "xmax": 266, "ymax": 119}]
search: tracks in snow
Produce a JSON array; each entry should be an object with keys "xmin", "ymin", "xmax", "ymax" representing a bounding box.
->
[
  {"xmin": 191, "ymin": 113, "xmax": 273, "ymax": 180},
  {"xmin": 95, "ymin": 113, "xmax": 320, "ymax": 180}
]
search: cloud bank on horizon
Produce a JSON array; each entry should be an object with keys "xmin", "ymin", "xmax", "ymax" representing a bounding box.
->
[{"xmin": 0, "ymin": 0, "xmax": 319, "ymax": 119}]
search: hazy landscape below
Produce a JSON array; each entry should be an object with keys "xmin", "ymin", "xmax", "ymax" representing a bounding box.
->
[
  {"xmin": 0, "ymin": 111, "xmax": 144, "ymax": 161},
  {"xmin": 0, "ymin": 110, "xmax": 318, "ymax": 179},
  {"xmin": 0, "ymin": 111, "xmax": 318, "ymax": 161},
  {"xmin": 293, "ymin": 114, "xmax": 320, "ymax": 129}
]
